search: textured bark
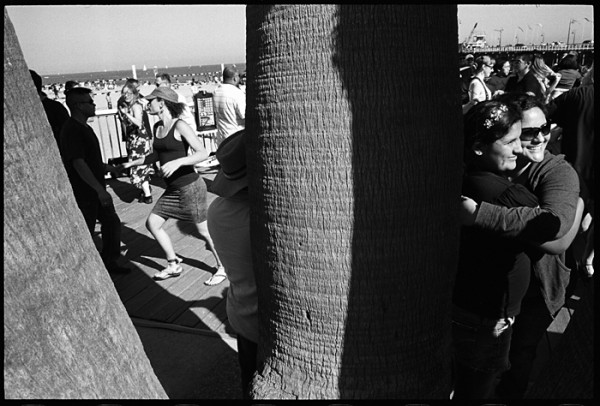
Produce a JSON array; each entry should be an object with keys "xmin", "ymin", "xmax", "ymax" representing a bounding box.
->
[
  {"xmin": 4, "ymin": 10, "xmax": 167, "ymax": 399},
  {"xmin": 247, "ymin": 5, "xmax": 463, "ymax": 399}
]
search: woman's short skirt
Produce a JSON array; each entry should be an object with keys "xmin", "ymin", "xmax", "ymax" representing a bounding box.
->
[{"xmin": 151, "ymin": 178, "xmax": 207, "ymax": 223}]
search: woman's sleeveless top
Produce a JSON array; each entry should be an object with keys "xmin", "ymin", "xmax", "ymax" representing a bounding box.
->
[
  {"xmin": 471, "ymin": 76, "xmax": 492, "ymax": 101},
  {"xmin": 153, "ymin": 119, "xmax": 199, "ymax": 188}
]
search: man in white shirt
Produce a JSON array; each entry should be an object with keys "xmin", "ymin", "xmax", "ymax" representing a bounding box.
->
[
  {"xmin": 154, "ymin": 73, "xmax": 196, "ymax": 129},
  {"xmin": 213, "ymin": 66, "xmax": 246, "ymax": 146}
]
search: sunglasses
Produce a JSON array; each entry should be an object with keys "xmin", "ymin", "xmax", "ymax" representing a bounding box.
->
[{"xmin": 521, "ymin": 123, "xmax": 551, "ymax": 140}]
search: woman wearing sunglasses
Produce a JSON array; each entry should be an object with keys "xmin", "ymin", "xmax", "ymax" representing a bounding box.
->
[
  {"xmin": 460, "ymin": 92, "xmax": 584, "ymax": 399},
  {"xmin": 462, "ymin": 55, "xmax": 494, "ymax": 114}
]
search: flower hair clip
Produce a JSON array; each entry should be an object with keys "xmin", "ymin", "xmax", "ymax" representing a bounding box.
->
[{"xmin": 483, "ymin": 104, "xmax": 508, "ymax": 129}]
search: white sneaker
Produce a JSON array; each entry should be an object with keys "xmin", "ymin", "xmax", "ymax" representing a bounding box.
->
[{"xmin": 153, "ymin": 257, "xmax": 183, "ymax": 280}]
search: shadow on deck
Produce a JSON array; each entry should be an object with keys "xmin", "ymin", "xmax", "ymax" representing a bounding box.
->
[
  {"xmin": 98, "ymin": 170, "xmax": 247, "ymax": 398},
  {"xmin": 99, "ymin": 170, "xmax": 234, "ymax": 337}
]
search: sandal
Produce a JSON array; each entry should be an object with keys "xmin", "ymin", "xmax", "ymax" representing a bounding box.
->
[
  {"xmin": 153, "ymin": 256, "xmax": 183, "ymax": 280},
  {"xmin": 204, "ymin": 266, "xmax": 227, "ymax": 286}
]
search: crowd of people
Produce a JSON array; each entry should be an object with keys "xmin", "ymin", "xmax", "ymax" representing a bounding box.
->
[
  {"xmin": 457, "ymin": 50, "xmax": 594, "ymax": 399},
  {"xmin": 30, "ymin": 65, "xmax": 254, "ymax": 397},
  {"xmin": 42, "ymin": 72, "xmax": 227, "ymax": 103},
  {"xmin": 29, "ymin": 51, "xmax": 593, "ymax": 399}
]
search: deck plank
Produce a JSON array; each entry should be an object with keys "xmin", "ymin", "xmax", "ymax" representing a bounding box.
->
[
  {"xmin": 173, "ymin": 290, "xmax": 229, "ymax": 331},
  {"xmin": 102, "ymin": 170, "xmax": 227, "ymax": 334}
]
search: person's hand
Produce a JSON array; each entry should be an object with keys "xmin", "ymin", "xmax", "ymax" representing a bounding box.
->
[
  {"xmin": 459, "ymin": 195, "xmax": 479, "ymax": 226},
  {"xmin": 493, "ymin": 90, "xmax": 505, "ymax": 97},
  {"xmin": 580, "ymin": 212, "xmax": 592, "ymax": 233},
  {"xmin": 97, "ymin": 189, "xmax": 113, "ymax": 207},
  {"xmin": 160, "ymin": 160, "xmax": 182, "ymax": 178}
]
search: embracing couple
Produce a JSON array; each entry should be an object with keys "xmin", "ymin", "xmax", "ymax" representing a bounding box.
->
[{"xmin": 452, "ymin": 92, "xmax": 584, "ymax": 399}]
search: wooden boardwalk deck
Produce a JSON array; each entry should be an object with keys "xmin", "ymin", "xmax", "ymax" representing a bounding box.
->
[{"xmin": 99, "ymin": 168, "xmax": 234, "ymax": 336}]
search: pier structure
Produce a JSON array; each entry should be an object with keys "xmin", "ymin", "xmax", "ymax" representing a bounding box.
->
[{"xmin": 459, "ymin": 43, "xmax": 594, "ymax": 67}]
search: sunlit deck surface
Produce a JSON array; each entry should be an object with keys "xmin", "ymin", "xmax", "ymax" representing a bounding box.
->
[{"xmin": 100, "ymin": 168, "xmax": 234, "ymax": 337}]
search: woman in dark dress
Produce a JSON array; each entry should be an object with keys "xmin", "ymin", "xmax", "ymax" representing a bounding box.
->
[{"xmin": 117, "ymin": 83, "xmax": 154, "ymax": 203}]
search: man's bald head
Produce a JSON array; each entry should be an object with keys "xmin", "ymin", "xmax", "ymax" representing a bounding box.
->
[
  {"xmin": 222, "ymin": 66, "xmax": 240, "ymax": 85},
  {"xmin": 65, "ymin": 87, "xmax": 95, "ymax": 118}
]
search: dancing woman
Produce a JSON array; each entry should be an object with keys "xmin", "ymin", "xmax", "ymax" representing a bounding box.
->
[{"xmin": 121, "ymin": 87, "xmax": 226, "ymax": 284}]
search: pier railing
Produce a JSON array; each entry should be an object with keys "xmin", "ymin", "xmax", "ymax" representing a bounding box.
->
[
  {"xmin": 91, "ymin": 108, "xmax": 127, "ymax": 162},
  {"xmin": 459, "ymin": 43, "xmax": 594, "ymax": 54},
  {"xmin": 89, "ymin": 105, "xmax": 218, "ymax": 163}
]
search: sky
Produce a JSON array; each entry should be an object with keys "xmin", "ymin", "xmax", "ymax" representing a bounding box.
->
[
  {"xmin": 5, "ymin": 5, "xmax": 594, "ymax": 76},
  {"xmin": 5, "ymin": 5, "xmax": 247, "ymax": 75}
]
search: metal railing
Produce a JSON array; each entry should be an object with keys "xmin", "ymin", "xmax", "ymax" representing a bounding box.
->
[
  {"xmin": 460, "ymin": 43, "xmax": 594, "ymax": 55},
  {"xmin": 89, "ymin": 107, "xmax": 218, "ymax": 163},
  {"xmin": 90, "ymin": 108, "xmax": 126, "ymax": 162}
]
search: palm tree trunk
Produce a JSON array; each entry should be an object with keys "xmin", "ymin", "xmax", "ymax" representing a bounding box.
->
[
  {"xmin": 247, "ymin": 5, "xmax": 463, "ymax": 398},
  {"xmin": 4, "ymin": 9, "xmax": 167, "ymax": 399}
]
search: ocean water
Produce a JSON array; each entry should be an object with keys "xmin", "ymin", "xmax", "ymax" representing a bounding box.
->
[{"xmin": 41, "ymin": 62, "xmax": 246, "ymax": 86}]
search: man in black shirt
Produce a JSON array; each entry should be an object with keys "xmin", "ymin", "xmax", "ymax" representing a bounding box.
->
[
  {"xmin": 60, "ymin": 87, "xmax": 129, "ymax": 274},
  {"xmin": 30, "ymin": 70, "xmax": 70, "ymax": 148},
  {"xmin": 505, "ymin": 53, "xmax": 544, "ymax": 101}
]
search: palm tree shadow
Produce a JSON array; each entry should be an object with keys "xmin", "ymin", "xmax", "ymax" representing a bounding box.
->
[
  {"xmin": 179, "ymin": 253, "xmax": 216, "ymax": 273},
  {"xmin": 333, "ymin": 6, "xmax": 459, "ymax": 398},
  {"xmin": 133, "ymin": 255, "xmax": 170, "ymax": 272},
  {"xmin": 132, "ymin": 252, "xmax": 215, "ymax": 274},
  {"xmin": 120, "ymin": 224, "xmax": 215, "ymax": 273}
]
